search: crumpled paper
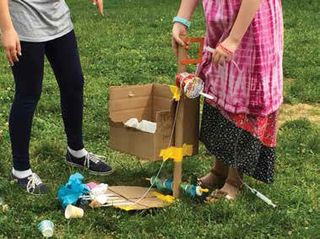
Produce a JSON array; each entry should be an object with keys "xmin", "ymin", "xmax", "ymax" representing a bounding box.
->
[
  {"xmin": 90, "ymin": 183, "xmax": 108, "ymax": 197},
  {"xmin": 124, "ymin": 118, "xmax": 157, "ymax": 134}
]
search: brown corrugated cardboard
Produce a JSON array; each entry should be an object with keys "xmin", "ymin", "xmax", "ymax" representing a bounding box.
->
[
  {"xmin": 108, "ymin": 84, "xmax": 175, "ymax": 161},
  {"xmin": 108, "ymin": 83, "xmax": 200, "ymax": 161},
  {"xmin": 107, "ymin": 186, "xmax": 171, "ymax": 210},
  {"xmin": 108, "ymin": 37, "xmax": 202, "ymax": 162},
  {"xmin": 171, "ymin": 37, "xmax": 202, "ymax": 197},
  {"xmin": 174, "ymin": 95, "xmax": 200, "ymax": 153}
]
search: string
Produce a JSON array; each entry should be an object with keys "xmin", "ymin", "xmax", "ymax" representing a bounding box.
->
[
  {"xmin": 204, "ymin": 46, "xmax": 242, "ymax": 73},
  {"xmin": 131, "ymin": 89, "xmax": 183, "ymax": 205},
  {"xmin": 122, "ymin": 45, "xmax": 276, "ymax": 208},
  {"xmin": 204, "ymin": 45, "xmax": 277, "ymax": 207},
  {"xmin": 232, "ymin": 125, "xmax": 277, "ymax": 208}
]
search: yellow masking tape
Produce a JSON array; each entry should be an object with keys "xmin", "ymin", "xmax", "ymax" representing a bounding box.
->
[
  {"xmin": 182, "ymin": 144, "xmax": 193, "ymax": 157},
  {"xmin": 160, "ymin": 144, "xmax": 193, "ymax": 162},
  {"xmin": 152, "ymin": 192, "xmax": 175, "ymax": 204},
  {"xmin": 117, "ymin": 205, "xmax": 136, "ymax": 211},
  {"xmin": 169, "ymin": 85, "xmax": 180, "ymax": 101}
]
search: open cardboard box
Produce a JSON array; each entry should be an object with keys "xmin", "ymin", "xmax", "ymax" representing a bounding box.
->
[
  {"xmin": 108, "ymin": 38, "xmax": 202, "ymax": 163},
  {"xmin": 108, "ymin": 84, "xmax": 175, "ymax": 161},
  {"xmin": 108, "ymin": 83, "xmax": 199, "ymax": 161}
]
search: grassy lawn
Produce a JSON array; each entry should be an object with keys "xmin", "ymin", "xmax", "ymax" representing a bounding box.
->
[{"xmin": 0, "ymin": 0, "xmax": 319, "ymax": 238}]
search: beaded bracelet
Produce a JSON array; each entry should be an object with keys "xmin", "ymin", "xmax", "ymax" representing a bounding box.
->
[{"xmin": 173, "ymin": 16, "xmax": 191, "ymax": 29}]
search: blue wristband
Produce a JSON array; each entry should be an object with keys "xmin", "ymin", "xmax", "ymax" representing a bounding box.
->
[{"xmin": 173, "ymin": 16, "xmax": 191, "ymax": 29}]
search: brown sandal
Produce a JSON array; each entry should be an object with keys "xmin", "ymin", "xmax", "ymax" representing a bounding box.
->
[
  {"xmin": 205, "ymin": 178, "xmax": 243, "ymax": 203},
  {"xmin": 197, "ymin": 168, "xmax": 227, "ymax": 190}
]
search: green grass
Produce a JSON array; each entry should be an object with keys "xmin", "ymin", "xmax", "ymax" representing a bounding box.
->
[
  {"xmin": 0, "ymin": 0, "xmax": 319, "ymax": 238},
  {"xmin": 282, "ymin": 0, "xmax": 320, "ymax": 103}
]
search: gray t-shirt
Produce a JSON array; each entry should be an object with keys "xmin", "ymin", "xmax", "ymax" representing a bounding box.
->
[{"xmin": 8, "ymin": 0, "xmax": 73, "ymax": 42}]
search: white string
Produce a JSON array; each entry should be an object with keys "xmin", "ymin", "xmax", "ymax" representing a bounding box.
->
[
  {"xmin": 204, "ymin": 46, "xmax": 242, "ymax": 73},
  {"xmin": 119, "ymin": 45, "xmax": 275, "ymax": 208},
  {"xmin": 131, "ymin": 91, "xmax": 183, "ymax": 205},
  {"xmin": 204, "ymin": 44, "xmax": 276, "ymax": 207},
  {"xmin": 232, "ymin": 127, "xmax": 277, "ymax": 208}
]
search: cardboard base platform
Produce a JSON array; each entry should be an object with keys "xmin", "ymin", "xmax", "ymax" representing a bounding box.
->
[{"xmin": 105, "ymin": 186, "xmax": 174, "ymax": 211}]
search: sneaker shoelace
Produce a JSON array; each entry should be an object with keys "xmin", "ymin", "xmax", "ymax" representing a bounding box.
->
[
  {"xmin": 26, "ymin": 173, "xmax": 43, "ymax": 193},
  {"xmin": 83, "ymin": 153, "xmax": 106, "ymax": 169}
]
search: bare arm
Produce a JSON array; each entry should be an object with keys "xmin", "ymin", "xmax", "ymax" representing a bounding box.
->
[
  {"xmin": 229, "ymin": 0, "xmax": 263, "ymax": 44},
  {"xmin": 172, "ymin": 0, "xmax": 198, "ymax": 55},
  {"xmin": 0, "ymin": 0, "xmax": 21, "ymax": 66},
  {"xmin": 0, "ymin": 0, "xmax": 14, "ymax": 31},
  {"xmin": 213, "ymin": 0, "xmax": 263, "ymax": 66},
  {"xmin": 176, "ymin": 0, "xmax": 198, "ymax": 21},
  {"xmin": 89, "ymin": 0, "xmax": 104, "ymax": 16}
]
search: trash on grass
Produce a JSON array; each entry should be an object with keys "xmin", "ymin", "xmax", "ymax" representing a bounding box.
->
[
  {"xmin": 86, "ymin": 182, "xmax": 98, "ymax": 190},
  {"xmin": 64, "ymin": 204, "xmax": 84, "ymax": 219},
  {"xmin": 57, "ymin": 173, "xmax": 89, "ymax": 209},
  {"xmin": 148, "ymin": 176, "xmax": 208, "ymax": 198},
  {"xmin": 57, "ymin": 174, "xmax": 173, "ymax": 213},
  {"xmin": 90, "ymin": 183, "xmax": 108, "ymax": 196},
  {"xmin": 38, "ymin": 220, "xmax": 54, "ymax": 238},
  {"xmin": 0, "ymin": 197, "xmax": 9, "ymax": 212}
]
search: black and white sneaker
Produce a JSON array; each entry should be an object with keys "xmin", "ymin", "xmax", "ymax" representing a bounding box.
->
[
  {"xmin": 65, "ymin": 151, "xmax": 113, "ymax": 176},
  {"xmin": 11, "ymin": 173, "xmax": 48, "ymax": 195}
]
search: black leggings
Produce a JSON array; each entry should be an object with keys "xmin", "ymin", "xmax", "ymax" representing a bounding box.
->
[{"xmin": 10, "ymin": 30, "xmax": 84, "ymax": 171}]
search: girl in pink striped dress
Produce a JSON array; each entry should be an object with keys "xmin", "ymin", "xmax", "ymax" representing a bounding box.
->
[{"xmin": 172, "ymin": 0, "xmax": 283, "ymax": 202}]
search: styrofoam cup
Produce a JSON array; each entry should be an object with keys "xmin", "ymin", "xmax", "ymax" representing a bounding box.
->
[
  {"xmin": 64, "ymin": 205, "xmax": 84, "ymax": 219},
  {"xmin": 38, "ymin": 220, "xmax": 54, "ymax": 238}
]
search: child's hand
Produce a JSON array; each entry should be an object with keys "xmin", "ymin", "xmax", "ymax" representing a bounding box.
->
[
  {"xmin": 212, "ymin": 36, "xmax": 240, "ymax": 67},
  {"xmin": 1, "ymin": 28, "xmax": 21, "ymax": 66},
  {"xmin": 172, "ymin": 22, "xmax": 188, "ymax": 56},
  {"xmin": 90, "ymin": 0, "xmax": 104, "ymax": 15}
]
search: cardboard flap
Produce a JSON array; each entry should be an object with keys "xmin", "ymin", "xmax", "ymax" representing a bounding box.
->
[
  {"xmin": 109, "ymin": 84, "xmax": 174, "ymax": 123},
  {"xmin": 109, "ymin": 84, "xmax": 153, "ymax": 122},
  {"xmin": 108, "ymin": 186, "xmax": 156, "ymax": 199},
  {"xmin": 155, "ymin": 110, "xmax": 173, "ymax": 136},
  {"xmin": 152, "ymin": 84, "xmax": 174, "ymax": 121},
  {"xmin": 108, "ymin": 84, "xmax": 153, "ymax": 100},
  {"xmin": 152, "ymin": 84, "xmax": 173, "ymax": 98}
]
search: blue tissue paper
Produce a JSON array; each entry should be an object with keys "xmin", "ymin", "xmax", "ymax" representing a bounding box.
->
[{"xmin": 57, "ymin": 172, "xmax": 89, "ymax": 209}]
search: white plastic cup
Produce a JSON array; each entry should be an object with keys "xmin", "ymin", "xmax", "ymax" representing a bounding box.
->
[
  {"xmin": 64, "ymin": 205, "xmax": 84, "ymax": 219},
  {"xmin": 38, "ymin": 220, "xmax": 54, "ymax": 238}
]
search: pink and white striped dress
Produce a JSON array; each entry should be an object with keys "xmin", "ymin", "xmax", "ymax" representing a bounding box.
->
[{"xmin": 197, "ymin": 0, "xmax": 283, "ymax": 117}]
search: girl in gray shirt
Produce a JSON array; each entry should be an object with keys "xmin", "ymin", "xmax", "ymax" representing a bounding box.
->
[{"xmin": 0, "ymin": 0, "xmax": 112, "ymax": 195}]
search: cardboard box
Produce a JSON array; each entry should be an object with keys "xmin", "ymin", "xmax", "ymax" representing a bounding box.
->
[
  {"xmin": 108, "ymin": 83, "xmax": 199, "ymax": 161},
  {"xmin": 108, "ymin": 84, "xmax": 175, "ymax": 161}
]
